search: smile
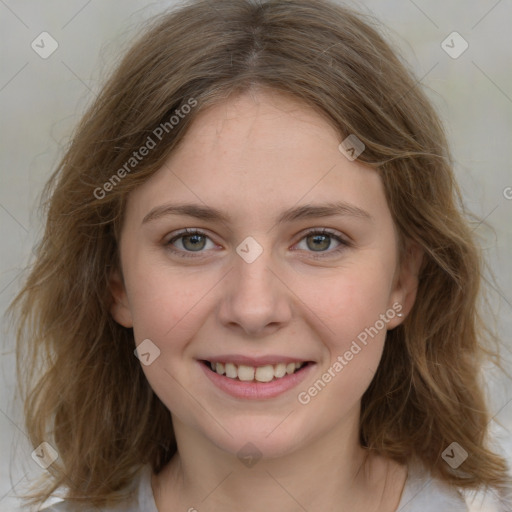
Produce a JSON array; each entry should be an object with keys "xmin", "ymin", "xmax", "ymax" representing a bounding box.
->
[
  {"xmin": 204, "ymin": 360, "xmax": 308, "ymax": 382},
  {"xmin": 199, "ymin": 359, "xmax": 315, "ymax": 400}
]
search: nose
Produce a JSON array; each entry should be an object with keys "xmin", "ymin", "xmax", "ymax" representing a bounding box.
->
[{"xmin": 217, "ymin": 247, "xmax": 293, "ymax": 338}]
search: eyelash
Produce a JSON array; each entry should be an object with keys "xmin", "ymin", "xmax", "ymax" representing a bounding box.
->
[{"xmin": 165, "ymin": 228, "xmax": 351, "ymax": 259}]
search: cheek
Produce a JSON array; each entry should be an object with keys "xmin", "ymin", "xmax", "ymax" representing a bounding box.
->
[
  {"xmin": 297, "ymin": 283, "xmax": 390, "ymax": 415},
  {"xmin": 127, "ymin": 263, "xmax": 210, "ymax": 344},
  {"xmin": 126, "ymin": 269, "xmax": 211, "ymax": 417},
  {"xmin": 293, "ymin": 257, "xmax": 394, "ymax": 401},
  {"xmin": 296, "ymin": 258, "xmax": 395, "ymax": 345}
]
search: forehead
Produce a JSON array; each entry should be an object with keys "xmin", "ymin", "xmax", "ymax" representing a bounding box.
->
[
  {"xmin": 124, "ymin": 90, "xmax": 389, "ymax": 228},
  {"xmin": 187, "ymin": 89, "xmax": 341, "ymax": 153}
]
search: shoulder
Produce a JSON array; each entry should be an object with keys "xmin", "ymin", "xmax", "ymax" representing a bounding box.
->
[
  {"xmin": 42, "ymin": 502, "xmax": 97, "ymax": 512},
  {"xmin": 42, "ymin": 502, "xmax": 78, "ymax": 512},
  {"xmin": 41, "ymin": 465, "xmax": 157, "ymax": 512},
  {"xmin": 42, "ymin": 499, "xmax": 137, "ymax": 512},
  {"xmin": 397, "ymin": 459, "xmax": 468, "ymax": 511}
]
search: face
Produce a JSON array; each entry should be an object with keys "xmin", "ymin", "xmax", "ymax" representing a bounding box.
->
[{"xmin": 110, "ymin": 89, "xmax": 419, "ymax": 459}]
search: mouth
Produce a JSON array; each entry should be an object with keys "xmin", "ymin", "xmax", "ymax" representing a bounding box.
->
[{"xmin": 200, "ymin": 359, "xmax": 313, "ymax": 383}]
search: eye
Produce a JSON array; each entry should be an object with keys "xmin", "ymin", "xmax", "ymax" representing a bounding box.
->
[
  {"xmin": 165, "ymin": 229, "xmax": 217, "ymax": 258},
  {"xmin": 165, "ymin": 228, "xmax": 351, "ymax": 259},
  {"xmin": 293, "ymin": 229, "xmax": 350, "ymax": 257}
]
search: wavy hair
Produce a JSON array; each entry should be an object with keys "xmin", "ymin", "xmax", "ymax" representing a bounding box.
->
[{"xmin": 8, "ymin": 0, "xmax": 510, "ymax": 508}]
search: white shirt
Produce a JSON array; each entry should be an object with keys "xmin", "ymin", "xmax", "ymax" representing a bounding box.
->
[{"xmin": 42, "ymin": 460, "xmax": 483, "ymax": 511}]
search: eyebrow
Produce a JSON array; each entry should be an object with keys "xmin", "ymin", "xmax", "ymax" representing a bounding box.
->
[{"xmin": 142, "ymin": 201, "xmax": 373, "ymax": 225}]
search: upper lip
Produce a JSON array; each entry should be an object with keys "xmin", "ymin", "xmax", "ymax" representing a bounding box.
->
[{"xmin": 200, "ymin": 355, "xmax": 313, "ymax": 366}]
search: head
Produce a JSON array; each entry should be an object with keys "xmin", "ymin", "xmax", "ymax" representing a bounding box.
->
[
  {"xmin": 108, "ymin": 87, "xmax": 420, "ymax": 462},
  {"xmin": 10, "ymin": 0, "xmax": 509, "ymax": 507}
]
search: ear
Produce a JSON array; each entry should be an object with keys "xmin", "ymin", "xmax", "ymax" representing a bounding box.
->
[
  {"xmin": 387, "ymin": 241, "xmax": 423, "ymax": 329},
  {"xmin": 109, "ymin": 268, "xmax": 134, "ymax": 328}
]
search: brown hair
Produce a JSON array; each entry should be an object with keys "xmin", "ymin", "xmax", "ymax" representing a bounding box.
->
[{"xmin": 8, "ymin": 0, "xmax": 510, "ymax": 508}]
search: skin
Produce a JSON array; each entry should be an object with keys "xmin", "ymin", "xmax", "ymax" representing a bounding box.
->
[{"xmin": 110, "ymin": 88, "xmax": 422, "ymax": 512}]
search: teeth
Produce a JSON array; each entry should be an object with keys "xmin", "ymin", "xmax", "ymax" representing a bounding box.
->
[
  {"xmin": 274, "ymin": 363, "xmax": 287, "ymax": 378},
  {"xmin": 225, "ymin": 362, "xmax": 237, "ymax": 378},
  {"xmin": 215, "ymin": 362, "xmax": 225, "ymax": 375},
  {"xmin": 255, "ymin": 365, "xmax": 274, "ymax": 382},
  {"xmin": 238, "ymin": 365, "xmax": 255, "ymax": 381},
  {"xmin": 208, "ymin": 360, "xmax": 306, "ymax": 382}
]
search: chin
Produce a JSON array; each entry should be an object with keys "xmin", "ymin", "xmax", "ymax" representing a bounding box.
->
[{"xmin": 204, "ymin": 419, "xmax": 306, "ymax": 462}]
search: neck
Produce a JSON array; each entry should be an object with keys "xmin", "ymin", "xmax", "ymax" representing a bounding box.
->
[{"xmin": 152, "ymin": 409, "xmax": 406, "ymax": 512}]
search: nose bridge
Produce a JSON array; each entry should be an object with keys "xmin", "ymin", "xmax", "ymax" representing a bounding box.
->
[
  {"xmin": 234, "ymin": 251, "xmax": 274, "ymax": 298},
  {"xmin": 218, "ymin": 239, "xmax": 292, "ymax": 335},
  {"xmin": 234, "ymin": 235, "xmax": 275, "ymax": 294}
]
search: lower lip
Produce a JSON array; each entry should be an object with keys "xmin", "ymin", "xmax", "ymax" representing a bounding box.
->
[{"xmin": 199, "ymin": 361, "xmax": 315, "ymax": 400}]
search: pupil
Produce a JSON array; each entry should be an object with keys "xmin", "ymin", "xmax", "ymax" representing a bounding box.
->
[
  {"xmin": 184, "ymin": 234, "xmax": 205, "ymax": 251},
  {"xmin": 308, "ymin": 234, "xmax": 330, "ymax": 251}
]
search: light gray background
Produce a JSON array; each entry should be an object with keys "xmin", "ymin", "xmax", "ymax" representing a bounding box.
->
[{"xmin": 1, "ymin": 1, "xmax": 511, "ymax": 510}]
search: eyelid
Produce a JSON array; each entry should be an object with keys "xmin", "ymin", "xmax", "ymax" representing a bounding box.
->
[
  {"xmin": 165, "ymin": 227, "xmax": 216, "ymax": 244},
  {"xmin": 292, "ymin": 227, "xmax": 352, "ymax": 258},
  {"xmin": 164, "ymin": 227, "xmax": 352, "ymax": 259},
  {"xmin": 165, "ymin": 228, "xmax": 219, "ymax": 257},
  {"xmin": 298, "ymin": 227, "xmax": 351, "ymax": 244}
]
